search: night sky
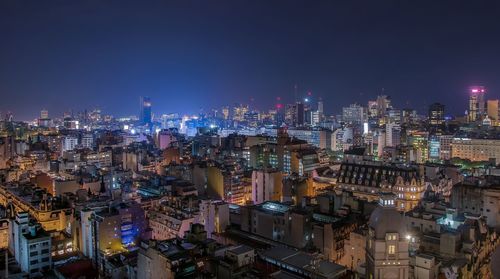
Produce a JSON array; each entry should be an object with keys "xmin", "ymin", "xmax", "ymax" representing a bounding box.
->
[{"xmin": 1, "ymin": 1, "xmax": 500, "ymax": 120}]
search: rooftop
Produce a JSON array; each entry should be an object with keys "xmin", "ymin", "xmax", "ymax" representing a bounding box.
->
[
  {"xmin": 257, "ymin": 202, "xmax": 290, "ymax": 214},
  {"xmin": 227, "ymin": 244, "xmax": 254, "ymax": 255},
  {"xmin": 260, "ymin": 246, "xmax": 346, "ymax": 279}
]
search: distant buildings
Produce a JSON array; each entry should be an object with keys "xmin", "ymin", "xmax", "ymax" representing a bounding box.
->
[
  {"xmin": 62, "ymin": 136, "xmax": 78, "ymax": 153},
  {"xmin": 468, "ymin": 86, "xmax": 486, "ymax": 122},
  {"xmin": 140, "ymin": 96, "xmax": 152, "ymax": 125},
  {"xmin": 0, "ymin": 83, "xmax": 500, "ymax": 279},
  {"xmin": 428, "ymin": 103, "xmax": 445, "ymax": 127},
  {"xmin": 342, "ymin": 103, "xmax": 366, "ymax": 125}
]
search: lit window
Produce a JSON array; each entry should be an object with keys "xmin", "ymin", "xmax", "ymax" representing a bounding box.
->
[{"xmin": 388, "ymin": 245, "xmax": 396, "ymax": 254}]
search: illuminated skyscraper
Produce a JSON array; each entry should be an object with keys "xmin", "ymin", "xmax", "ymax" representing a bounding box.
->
[
  {"xmin": 317, "ymin": 99, "xmax": 324, "ymax": 118},
  {"xmin": 140, "ymin": 96, "xmax": 152, "ymax": 125},
  {"xmin": 468, "ymin": 86, "xmax": 486, "ymax": 122},
  {"xmin": 295, "ymin": 102, "xmax": 305, "ymax": 126},
  {"xmin": 487, "ymin": 99, "xmax": 499, "ymax": 123},
  {"xmin": 38, "ymin": 109, "xmax": 52, "ymax": 127},
  {"xmin": 342, "ymin": 103, "xmax": 366, "ymax": 125},
  {"xmin": 284, "ymin": 102, "xmax": 304, "ymax": 127},
  {"xmin": 40, "ymin": 109, "xmax": 49, "ymax": 119},
  {"xmin": 376, "ymin": 95, "xmax": 391, "ymax": 117},
  {"xmin": 367, "ymin": 100, "xmax": 378, "ymax": 119},
  {"xmin": 232, "ymin": 104, "xmax": 248, "ymax": 122}
]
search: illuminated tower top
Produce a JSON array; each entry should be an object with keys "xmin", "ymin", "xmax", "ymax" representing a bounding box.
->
[{"xmin": 468, "ymin": 86, "xmax": 486, "ymax": 122}]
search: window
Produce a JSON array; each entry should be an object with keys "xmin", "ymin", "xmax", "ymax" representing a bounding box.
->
[
  {"xmin": 41, "ymin": 249, "xmax": 49, "ymax": 254},
  {"xmin": 388, "ymin": 245, "xmax": 396, "ymax": 254},
  {"xmin": 30, "ymin": 251, "xmax": 38, "ymax": 257},
  {"xmin": 386, "ymin": 234, "xmax": 397, "ymax": 241},
  {"xmin": 30, "ymin": 260, "xmax": 38, "ymax": 265}
]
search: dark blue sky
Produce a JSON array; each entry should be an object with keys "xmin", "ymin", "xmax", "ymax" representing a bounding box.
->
[{"xmin": 1, "ymin": 0, "xmax": 500, "ymax": 120}]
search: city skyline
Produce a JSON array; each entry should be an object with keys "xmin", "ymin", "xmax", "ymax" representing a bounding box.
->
[
  {"xmin": 2, "ymin": 1, "xmax": 500, "ymax": 119},
  {"xmin": 0, "ymin": 2, "xmax": 500, "ymax": 278},
  {"xmin": 3, "ymin": 85, "xmax": 499, "ymax": 122}
]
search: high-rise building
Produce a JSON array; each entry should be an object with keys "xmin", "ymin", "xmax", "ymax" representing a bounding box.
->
[
  {"xmin": 285, "ymin": 102, "xmax": 305, "ymax": 127},
  {"xmin": 487, "ymin": 99, "xmax": 499, "ymax": 123},
  {"xmin": 367, "ymin": 101, "xmax": 378, "ymax": 119},
  {"xmin": 81, "ymin": 134, "xmax": 94, "ymax": 149},
  {"xmin": 232, "ymin": 104, "xmax": 249, "ymax": 122},
  {"xmin": 310, "ymin": 110, "xmax": 320, "ymax": 126},
  {"xmin": 428, "ymin": 103, "xmax": 445, "ymax": 126},
  {"xmin": 295, "ymin": 102, "xmax": 305, "ymax": 126},
  {"xmin": 376, "ymin": 95, "xmax": 391, "ymax": 117},
  {"xmin": 10, "ymin": 212, "xmax": 52, "ymax": 277},
  {"xmin": 342, "ymin": 104, "xmax": 366, "ymax": 125},
  {"xmin": 222, "ymin": 106, "xmax": 229, "ymax": 120},
  {"xmin": 140, "ymin": 96, "xmax": 152, "ymax": 125},
  {"xmin": 62, "ymin": 136, "xmax": 78, "ymax": 153},
  {"xmin": 285, "ymin": 104, "xmax": 295, "ymax": 125},
  {"xmin": 401, "ymin": 109, "xmax": 417, "ymax": 125},
  {"xmin": 38, "ymin": 109, "xmax": 52, "ymax": 127},
  {"xmin": 385, "ymin": 123, "xmax": 401, "ymax": 147},
  {"xmin": 386, "ymin": 109, "xmax": 401, "ymax": 125},
  {"xmin": 317, "ymin": 99, "xmax": 324, "ymax": 119},
  {"xmin": 40, "ymin": 110, "xmax": 49, "ymax": 119},
  {"xmin": 468, "ymin": 86, "xmax": 486, "ymax": 122}
]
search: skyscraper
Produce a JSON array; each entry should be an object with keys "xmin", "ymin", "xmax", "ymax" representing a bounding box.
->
[
  {"xmin": 40, "ymin": 109, "xmax": 49, "ymax": 120},
  {"xmin": 428, "ymin": 103, "xmax": 445, "ymax": 126},
  {"xmin": 342, "ymin": 103, "xmax": 366, "ymax": 125},
  {"xmin": 487, "ymin": 99, "xmax": 499, "ymax": 123},
  {"xmin": 284, "ymin": 102, "xmax": 305, "ymax": 127},
  {"xmin": 317, "ymin": 99, "xmax": 324, "ymax": 116},
  {"xmin": 376, "ymin": 95, "xmax": 391, "ymax": 117},
  {"xmin": 140, "ymin": 96, "xmax": 152, "ymax": 125},
  {"xmin": 468, "ymin": 86, "xmax": 486, "ymax": 122},
  {"xmin": 295, "ymin": 102, "xmax": 305, "ymax": 126}
]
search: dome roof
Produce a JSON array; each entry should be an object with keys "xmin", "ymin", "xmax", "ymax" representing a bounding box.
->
[{"xmin": 368, "ymin": 206, "xmax": 406, "ymax": 239}]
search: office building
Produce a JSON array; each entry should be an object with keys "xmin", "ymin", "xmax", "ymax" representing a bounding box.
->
[
  {"xmin": 428, "ymin": 103, "xmax": 445, "ymax": 126},
  {"xmin": 468, "ymin": 86, "xmax": 486, "ymax": 122},
  {"xmin": 487, "ymin": 99, "xmax": 499, "ymax": 124},
  {"xmin": 140, "ymin": 96, "xmax": 152, "ymax": 125},
  {"xmin": 342, "ymin": 104, "xmax": 366, "ymax": 125}
]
